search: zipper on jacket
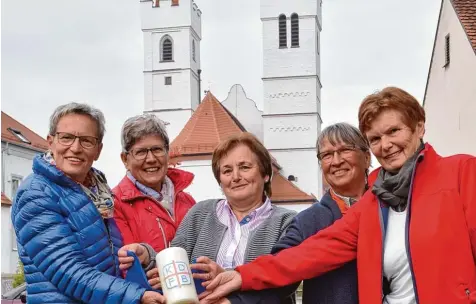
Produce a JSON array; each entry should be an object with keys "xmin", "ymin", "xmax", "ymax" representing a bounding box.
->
[
  {"xmin": 378, "ymin": 202, "xmax": 385, "ymax": 302},
  {"xmin": 148, "ymin": 196, "xmax": 175, "ymax": 224},
  {"xmin": 103, "ymin": 219, "xmax": 117, "ymax": 275},
  {"xmin": 403, "ymin": 153, "xmax": 424, "ymax": 304},
  {"xmin": 156, "ymin": 218, "xmax": 169, "ymax": 249},
  {"xmin": 379, "ymin": 153, "xmax": 423, "ymax": 303},
  {"xmin": 466, "ymin": 288, "xmax": 470, "ymax": 297}
]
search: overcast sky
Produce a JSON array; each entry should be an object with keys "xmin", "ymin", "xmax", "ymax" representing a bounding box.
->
[{"xmin": 1, "ymin": 0, "xmax": 441, "ymax": 187}]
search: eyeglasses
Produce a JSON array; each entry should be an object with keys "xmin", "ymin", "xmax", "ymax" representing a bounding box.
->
[
  {"xmin": 317, "ymin": 146, "xmax": 358, "ymax": 163},
  {"xmin": 55, "ymin": 132, "xmax": 99, "ymax": 149},
  {"xmin": 127, "ymin": 146, "xmax": 167, "ymax": 160}
]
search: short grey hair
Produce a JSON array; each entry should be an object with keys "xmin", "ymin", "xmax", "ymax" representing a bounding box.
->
[
  {"xmin": 317, "ymin": 122, "xmax": 370, "ymax": 155},
  {"xmin": 49, "ymin": 102, "xmax": 106, "ymax": 142},
  {"xmin": 121, "ymin": 114, "xmax": 169, "ymax": 152}
]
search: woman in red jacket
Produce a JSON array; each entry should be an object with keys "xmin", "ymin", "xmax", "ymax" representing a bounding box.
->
[
  {"xmin": 201, "ymin": 87, "xmax": 476, "ymax": 304},
  {"xmin": 113, "ymin": 114, "xmax": 196, "ymax": 265}
]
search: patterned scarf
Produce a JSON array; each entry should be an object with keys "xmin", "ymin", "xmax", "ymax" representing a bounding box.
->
[
  {"xmin": 126, "ymin": 171, "xmax": 175, "ymax": 216},
  {"xmin": 43, "ymin": 151, "xmax": 115, "ymax": 219}
]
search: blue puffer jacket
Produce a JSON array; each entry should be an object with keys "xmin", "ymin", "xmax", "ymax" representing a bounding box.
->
[{"xmin": 11, "ymin": 155, "xmax": 147, "ymax": 303}]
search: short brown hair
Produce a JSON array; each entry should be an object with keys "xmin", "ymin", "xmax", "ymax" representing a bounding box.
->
[
  {"xmin": 358, "ymin": 87, "xmax": 426, "ymax": 134},
  {"xmin": 212, "ymin": 132, "xmax": 273, "ymax": 197}
]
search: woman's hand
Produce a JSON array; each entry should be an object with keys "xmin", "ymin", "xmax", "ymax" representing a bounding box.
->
[
  {"xmin": 118, "ymin": 243, "xmax": 150, "ymax": 270},
  {"xmin": 191, "ymin": 256, "xmax": 225, "ymax": 283},
  {"xmin": 141, "ymin": 291, "xmax": 165, "ymax": 303},
  {"xmin": 198, "ymin": 271, "xmax": 242, "ymax": 304},
  {"xmin": 146, "ymin": 268, "xmax": 162, "ymax": 289}
]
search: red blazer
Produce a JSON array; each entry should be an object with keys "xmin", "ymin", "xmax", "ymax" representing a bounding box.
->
[
  {"xmin": 113, "ymin": 168, "xmax": 196, "ymax": 253},
  {"xmin": 236, "ymin": 144, "xmax": 476, "ymax": 304}
]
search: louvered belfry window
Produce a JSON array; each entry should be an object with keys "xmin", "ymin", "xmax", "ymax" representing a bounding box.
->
[
  {"xmin": 444, "ymin": 34, "xmax": 450, "ymax": 67},
  {"xmin": 279, "ymin": 14, "xmax": 287, "ymax": 48},
  {"xmin": 162, "ymin": 37, "xmax": 173, "ymax": 62},
  {"xmin": 291, "ymin": 13, "xmax": 299, "ymax": 47}
]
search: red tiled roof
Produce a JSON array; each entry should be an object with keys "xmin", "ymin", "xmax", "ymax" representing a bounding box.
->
[
  {"xmin": 452, "ymin": 0, "xmax": 476, "ymax": 52},
  {"xmin": 1, "ymin": 193, "xmax": 12, "ymax": 206},
  {"xmin": 1, "ymin": 112, "xmax": 48, "ymax": 151},
  {"xmin": 169, "ymin": 92, "xmax": 246, "ymax": 158},
  {"xmin": 270, "ymin": 173, "xmax": 316, "ymax": 204},
  {"xmin": 169, "ymin": 91, "xmax": 314, "ymax": 205}
]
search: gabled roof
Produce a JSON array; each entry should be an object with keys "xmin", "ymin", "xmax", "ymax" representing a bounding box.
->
[
  {"xmin": 1, "ymin": 112, "xmax": 48, "ymax": 151},
  {"xmin": 1, "ymin": 193, "xmax": 12, "ymax": 206},
  {"xmin": 169, "ymin": 92, "xmax": 246, "ymax": 158},
  {"xmin": 270, "ymin": 173, "xmax": 316, "ymax": 204},
  {"xmin": 452, "ymin": 0, "xmax": 476, "ymax": 52}
]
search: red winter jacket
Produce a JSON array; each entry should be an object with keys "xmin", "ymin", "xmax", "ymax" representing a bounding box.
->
[
  {"xmin": 236, "ymin": 144, "xmax": 476, "ymax": 304},
  {"xmin": 113, "ymin": 168, "xmax": 196, "ymax": 253}
]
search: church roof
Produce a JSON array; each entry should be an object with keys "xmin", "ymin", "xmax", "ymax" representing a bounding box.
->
[
  {"xmin": 452, "ymin": 0, "xmax": 476, "ymax": 52},
  {"xmin": 1, "ymin": 111, "xmax": 48, "ymax": 152},
  {"xmin": 169, "ymin": 91, "xmax": 315, "ymax": 205},
  {"xmin": 169, "ymin": 92, "xmax": 246, "ymax": 159},
  {"xmin": 270, "ymin": 173, "xmax": 316, "ymax": 204}
]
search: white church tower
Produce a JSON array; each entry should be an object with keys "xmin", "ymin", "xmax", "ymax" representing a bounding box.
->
[
  {"xmin": 140, "ymin": 0, "xmax": 202, "ymax": 141},
  {"xmin": 261, "ymin": 0, "xmax": 323, "ymax": 197}
]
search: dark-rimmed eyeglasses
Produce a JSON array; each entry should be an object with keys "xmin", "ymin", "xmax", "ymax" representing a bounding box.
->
[
  {"xmin": 55, "ymin": 132, "xmax": 99, "ymax": 149},
  {"xmin": 127, "ymin": 146, "xmax": 167, "ymax": 160},
  {"xmin": 317, "ymin": 145, "xmax": 358, "ymax": 164}
]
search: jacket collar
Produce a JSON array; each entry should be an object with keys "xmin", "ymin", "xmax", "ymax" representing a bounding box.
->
[
  {"xmin": 32, "ymin": 154, "xmax": 93, "ymax": 192},
  {"xmin": 367, "ymin": 142, "xmax": 439, "ymax": 188},
  {"xmin": 118, "ymin": 167, "xmax": 194, "ymax": 202}
]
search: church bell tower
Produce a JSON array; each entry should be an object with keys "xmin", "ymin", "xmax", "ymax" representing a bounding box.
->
[{"xmin": 140, "ymin": 0, "xmax": 202, "ymax": 141}]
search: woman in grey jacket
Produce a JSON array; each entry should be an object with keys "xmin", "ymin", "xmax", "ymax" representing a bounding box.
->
[{"xmin": 119, "ymin": 132, "xmax": 296, "ymax": 295}]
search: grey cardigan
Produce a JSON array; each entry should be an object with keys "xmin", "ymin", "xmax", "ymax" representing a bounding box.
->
[{"xmin": 149, "ymin": 199, "xmax": 296, "ymax": 266}]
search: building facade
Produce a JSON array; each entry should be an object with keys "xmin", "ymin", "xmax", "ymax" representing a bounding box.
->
[
  {"xmin": 261, "ymin": 0, "xmax": 323, "ymax": 197},
  {"xmin": 139, "ymin": 0, "xmax": 324, "ymax": 206},
  {"xmin": 140, "ymin": 0, "xmax": 202, "ymax": 141},
  {"xmin": 1, "ymin": 112, "xmax": 48, "ymax": 291},
  {"xmin": 423, "ymin": 0, "xmax": 476, "ymax": 156}
]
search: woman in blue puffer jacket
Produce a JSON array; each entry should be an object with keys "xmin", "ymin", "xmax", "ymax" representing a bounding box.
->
[{"xmin": 11, "ymin": 103, "xmax": 164, "ymax": 304}]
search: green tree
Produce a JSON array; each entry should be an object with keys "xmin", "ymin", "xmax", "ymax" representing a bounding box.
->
[{"xmin": 12, "ymin": 259, "xmax": 25, "ymax": 288}]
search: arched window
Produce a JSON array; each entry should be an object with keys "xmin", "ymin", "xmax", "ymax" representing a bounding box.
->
[
  {"xmin": 192, "ymin": 40, "xmax": 196, "ymax": 62},
  {"xmin": 291, "ymin": 13, "xmax": 299, "ymax": 47},
  {"xmin": 161, "ymin": 35, "xmax": 173, "ymax": 62},
  {"xmin": 278, "ymin": 14, "xmax": 287, "ymax": 48}
]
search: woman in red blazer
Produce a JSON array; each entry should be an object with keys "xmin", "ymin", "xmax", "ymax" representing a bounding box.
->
[
  {"xmin": 113, "ymin": 114, "xmax": 196, "ymax": 265},
  {"xmin": 201, "ymin": 87, "xmax": 476, "ymax": 304}
]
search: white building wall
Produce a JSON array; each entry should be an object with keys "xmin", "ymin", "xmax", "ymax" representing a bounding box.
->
[
  {"xmin": 260, "ymin": 0, "xmax": 319, "ymax": 20},
  {"xmin": 2, "ymin": 206, "xmax": 17, "ymax": 275},
  {"xmin": 263, "ymin": 115, "xmax": 319, "ymax": 150},
  {"xmin": 175, "ymin": 159, "xmax": 311, "ymax": 213},
  {"xmin": 141, "ymin": 0, "xmax": 199, "ymax": 31},
  {"xmin": 222, "ymin": 85, "xmax": 264, "ymax": 141},
  {"xmin": 269, "ymin": 150, "xmax": 320, "ymax": 198},
  {"xmin": 276, "ymin": 203, "xmax": 313, "ymax": 213},
  {"xmin": 261, "ymin": 0, "xmax": 323, "ymax": 197},
  {"xmin": 149, "ymin": 110, "xmax": 194, "ymax": 142},
  {"xmin": 262, "ymin": 17, "xmax": 320, "ymax": 78},
  {"xmin": 263, "ymin": 77, "xmax": 321, "ymax": 114},
  {"xmin": 174, "ymin": 160, "xmax": 223, "ymax": 202},
  {"xmin": 1, "ymin": 143, "xmax": 41, "ymax": 275},
  {"xmin": 141, "ymin": 0, "xmax": 201, "ymax": 142},
  {"xmin": 424, "ymin": 0, "xmax": 476, "ymax": 156}
]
